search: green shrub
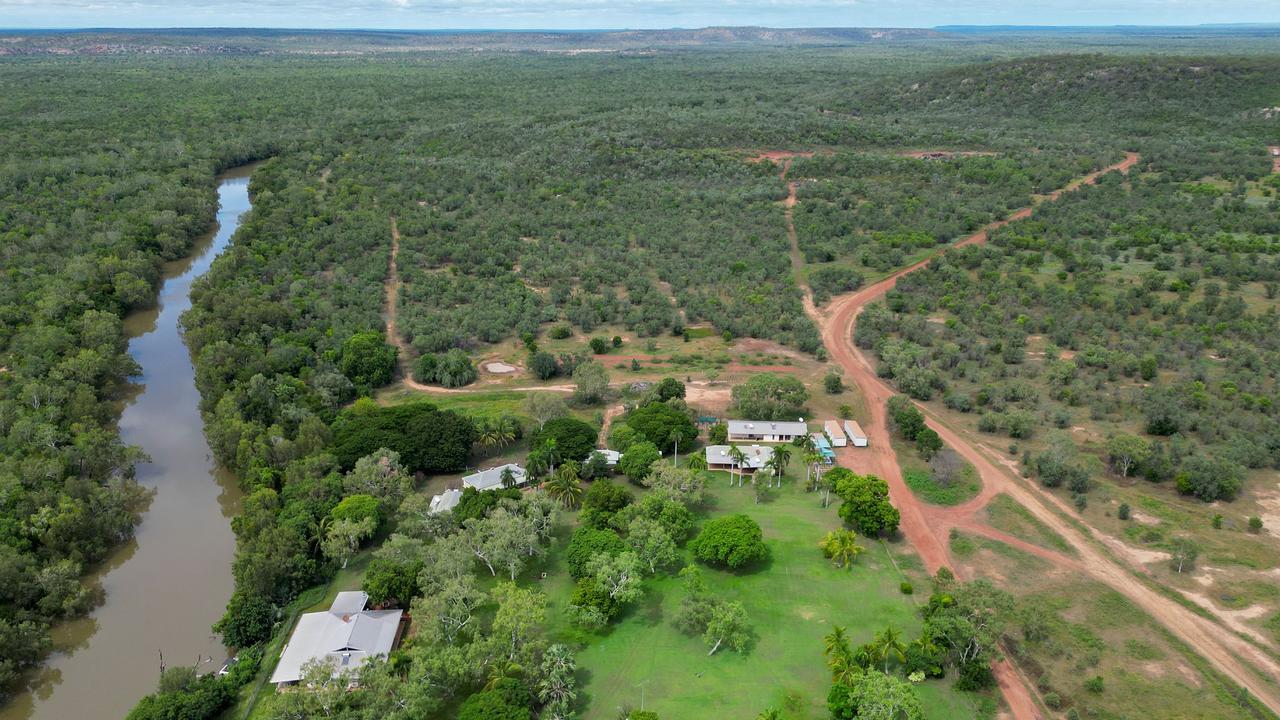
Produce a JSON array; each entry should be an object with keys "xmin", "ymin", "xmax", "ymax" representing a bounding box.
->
[
  {"xmin": 565, "ymin": 527, "xmax": 627, "ymax": 580},
  {"xmin": 900, "ymin": 582, "xmax": 914, "ymax": 595},
  {"xmin": 530, "ymin": 417, "xmax": 599, "ymax": 462},
  {"xmin": 690, "ymin": 513, "xmax": 768, "ymax": 569},
  {"xmin": 331, "ymin": 494, "xmax": 381, "ymax": 525}
]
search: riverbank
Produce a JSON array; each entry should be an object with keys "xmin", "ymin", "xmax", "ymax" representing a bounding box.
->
[{"xmin": 0, "ymin": 165, "xmax": 258, "ymax": 720}]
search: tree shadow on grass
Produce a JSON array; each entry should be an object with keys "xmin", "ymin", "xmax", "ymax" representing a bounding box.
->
[
  {"xmin": 572, "ymin": 667, "xmax": 595, "ymax": 718},
  {"xmin": 721, "ymin": 550, "xmax": 775, "ymax": 576},
  {"xmin": 615, "ymin": 586, "xmax": 666, "ymax": 628}
]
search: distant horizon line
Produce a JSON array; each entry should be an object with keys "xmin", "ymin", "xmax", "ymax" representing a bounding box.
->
[{"xmin": 4, "ymin": 22, "xmax": 1280, "ymax": 33}]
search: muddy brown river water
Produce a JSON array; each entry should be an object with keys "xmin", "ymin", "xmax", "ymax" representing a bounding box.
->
[{"xmin": 1, "ymin": 165, "xmax": 257, "ymax": 720}]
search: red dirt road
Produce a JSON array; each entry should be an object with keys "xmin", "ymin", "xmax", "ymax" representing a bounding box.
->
[{"xmin": 814, "ymin": 151, "xmax": 1280, "ymax": 719}]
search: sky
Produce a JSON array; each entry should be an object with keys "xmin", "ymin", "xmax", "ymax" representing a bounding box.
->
[{"xmin": 2, "ymin": 0, "xmax": 1279, "ymax": 31}]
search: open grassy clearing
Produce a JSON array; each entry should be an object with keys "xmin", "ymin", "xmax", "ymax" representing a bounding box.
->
[
  {"xmin": 545, "ymin": 472, "xmax": 989, "ymax": 720},
  {"xmin": 982, "ymin": 494, "xmax": 1077, "ymax": 557},
  {"xmin": 955, "ymin": 535, "xmax": 1268, "ymax": 720}
]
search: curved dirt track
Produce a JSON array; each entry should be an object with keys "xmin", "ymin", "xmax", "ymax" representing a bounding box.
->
[{"xmin": 811, "ymin": 151, "xmax": 1280, "ymax": 718}]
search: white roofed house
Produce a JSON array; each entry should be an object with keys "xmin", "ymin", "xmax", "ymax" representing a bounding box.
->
[
  {"xmin": 590, "ymin": 449, "xmax": 622, "ymax": 467},
  {"xmin": 428, "ymin": 488, "xmax": 462, "ymax": 514},
  {"xmin": 270, "ymin": 591, "xmax": 403, "ymax": 686},
  {"xmin": 462, "ymin": 463, "xmax": 528, "ymax": 492},
  {"xmin": 705, "ymin": 444, "xmax": 773, "ymax": 474},
  {"xmin": 726, "ymin": 420, "xmax": 808, "ymax": 443}
]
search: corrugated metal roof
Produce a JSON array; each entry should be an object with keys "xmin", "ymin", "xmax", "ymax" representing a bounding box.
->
[
  {"xmin": 429, "ymin": 488, "xmax": 462, "ymax": 514},
  {"xmin": 462, "ymin": 463, "xmax": 527, "ymax": 491},
  {"xmin": 726, "ymin": 420, "xmax": 808, "ymax": 435},
  {"xmin": 705, "ymin": 444, "xmax": 773, "ymax": 469},
  {"xmin": 269, "ymin": 597, "xmax": 402, "ymax": 684}
]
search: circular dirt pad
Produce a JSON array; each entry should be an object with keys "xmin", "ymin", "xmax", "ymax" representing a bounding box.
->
[{"xmin": 485, "ymin": 361, "xmax": 518, "ymax": 374}]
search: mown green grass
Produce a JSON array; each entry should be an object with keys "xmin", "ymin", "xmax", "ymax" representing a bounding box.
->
[
  {"xmin": 548, "ymin": 472, "xmax": 987, "ymax": 720},
  {"xmin": 377, "ymin": 387, "xmax": 530, "ymax": 421}
]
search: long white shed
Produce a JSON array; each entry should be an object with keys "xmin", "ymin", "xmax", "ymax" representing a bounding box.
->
[
  {"xmin": 823, "ymin": 420, "xmax": 847, "ymax": 447},
  {"xmin": 843, "ymin": 420, "xmax": 868, "ymax": 447}
]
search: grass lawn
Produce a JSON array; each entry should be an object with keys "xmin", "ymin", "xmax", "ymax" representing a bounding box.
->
[{"xmin": 547, "ymin": 472, "xmax": 989, "ymax": 720}]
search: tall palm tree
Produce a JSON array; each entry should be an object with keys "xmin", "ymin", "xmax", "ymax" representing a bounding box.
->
[
  {"xmin": 669, "ymin": 427, "xmax": 686, "ymax": 466},
  {"xmin": 728, "ymin": 445, "xmax": 747, "ymax": 487},
  {"xmin": 817, "ymin": 466, "xmax": 832, "ymax": 508},
  {"xmin": 500, "ymin": 466, "xmax": 518, "ymax": 489},
  {"xmin": 768, "ymin": 445, "xmax": 792, "ymax": 488},
  {"xmin": 525, "ymin": 452, "xmax": 549, "ymax": 484},
  {"xmin": 804, "ymin": 451, "xmax": 823, "ymax": 491},
  {"xmin": 872, "ymin": 626, "xmax": 907, "ymax": 674},
  {"xmin": 542, "ymin": 438, "xmax": 561, "ymax": 474},
  {"xmin": 544, "ymin": 465, "xmax": 583, "ymax": 509}
]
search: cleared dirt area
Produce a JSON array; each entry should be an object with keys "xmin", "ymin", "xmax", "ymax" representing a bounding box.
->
[
  {"xmin": 1270, "ymin": 146, "xmax": 1280, "ymax": 174},
  {"xmin": 901, "ymin": 150, "xmax": 998, "ymax": 159},
  {"xmin": 811, "ymin": 151, "xmax": 1280, "ymax": 718},
  {"xmin": 384, "ymin": 217, "xmax": 408, "ymax": 370},
  {"xmin": 748, "ymin": 149, "xmax": 815, "ymax": 163}
]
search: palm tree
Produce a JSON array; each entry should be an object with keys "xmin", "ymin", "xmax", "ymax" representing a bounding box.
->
[
  {"xmin": 687, "ymin": 453, "xmax": 707, "ymax": 472},
  {"xmin": 498, "ymin": 415, "xmax": 520, "ymax": 445},
  {"xmin": 525, "ymin": 452, "xmax": 549, "ymax": 484},
  {"xmin": 804, "ymin": 451, "xmax": 823, "ymax": 491},
  {"xmin": 817, "ymin": 466, "xmax": 833, "ymax": 508},
  {"xmin": 544, "ymin": 465, "xmax": 583, "ymax": 509},
  {"xmin": 872, "ymin": 626, "xmax": 907, "ymax": 674},
  {"xmin": 483, "ymin": 658, "xmax": 524, "ymax": 690},
  {"xmin": 792, "ymin": 433, "xmax": 817, "ymax": 453},
  {"xmin": 819, "ymin": 529, "xmax": 864, "ymax": 569},
  {"xmin": 823, "ymin": 626, "xmax": 849, "ymax": 659},
  {"xmin": 757, "ymin": 709, "xmax": 781, "ymax": 720},
  {"xmin": 824, "ymin": 626, "xmax": 858, "ymax": 684},
  {"xmin": 908, "ymin": 636, "xmax": 941, "ymax": 678},
  {"xmin": 542, "ymin": 438, "xmax": 561, "ymax": 474},
  {"xmin": 478, "ymin": 420, "xmax": 502, "ymax": 454},
  {"xmin": 728, "ymin": 445, "xmax": 747, "ymax": 487},
  {"xmin": 669, "ymin": 428, "xmax": 686, "ymax": 466},
  {"xmin": 768, "ymin": 445, "xmax": 792, "ymax": 488},
  {"xmin": 500, "ymin": 466, "xmax": 518, "ymax": 489}
]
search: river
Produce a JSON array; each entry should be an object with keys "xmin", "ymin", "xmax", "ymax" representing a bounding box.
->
[{"xmin": 1, "ymin": 165, "xmax": 257, "ymax": 720}]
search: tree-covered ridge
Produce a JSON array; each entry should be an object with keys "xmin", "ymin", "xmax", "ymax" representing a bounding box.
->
[{"xmin": 870, "ymin": 54, "xmax": 1280, "ymax": 124}]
